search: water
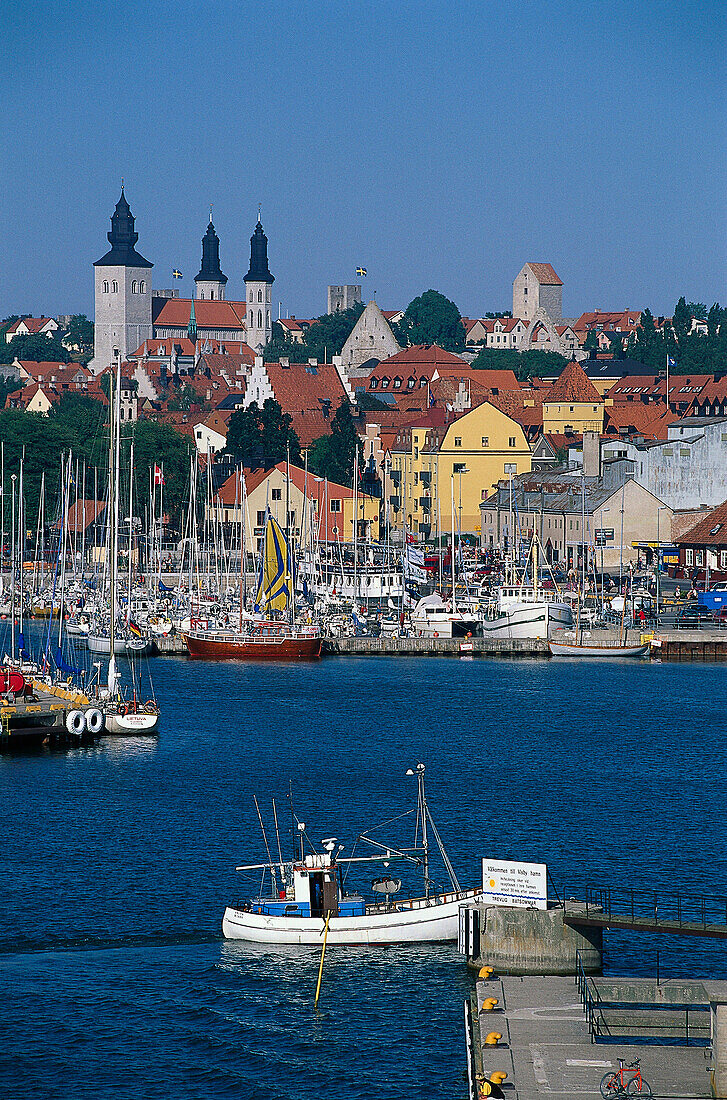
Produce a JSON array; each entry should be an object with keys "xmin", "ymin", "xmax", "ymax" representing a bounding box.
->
[{"xmin": 1, "ymin": 655, "xmax": 726, "ymax": 1098}]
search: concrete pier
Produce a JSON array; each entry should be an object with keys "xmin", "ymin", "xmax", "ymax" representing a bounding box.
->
[
  {"xmin": 322, "ymin": 636, "xmax": 549, "ymax": 657},
  {"xmin": 471, "ymin": 974, "xmax": 722, "ymax": 1099},
  {"xmin": 470, "ymin": 904, "xmax": 603, "ymax": 976}
]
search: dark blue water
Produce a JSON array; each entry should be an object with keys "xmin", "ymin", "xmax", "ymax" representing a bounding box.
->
[{"xmin": 1, "ymin": 655, "xmax": 726, "ymax": 1098}]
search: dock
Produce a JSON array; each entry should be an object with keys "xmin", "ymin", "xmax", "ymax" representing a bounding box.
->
[
  {"xmin": 322, "ymin": 636, "xmax": 549, "ymax": 657},
  {"xmin": 1, "ymin": 679, "xmax": 90, "ymax": 750},
  {"xmin": 469, "ymin": 973, "xmax": 724, "ymax": 1099},
  {"xmin": 651, "ymin": 630, "xmax": 727, "ymax": 661}
]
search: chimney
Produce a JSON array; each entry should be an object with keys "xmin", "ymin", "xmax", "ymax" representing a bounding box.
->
[
  {"xmin": 280, "ymin": 358, "xmax": 290, "ymax": 368},
  {"xmin": 308, "ymin": 358, "xmax": 318, "ymax": 367},
  {"xmin": 583, "ymin": 430, "xmax": 601, "ymax": 478}
]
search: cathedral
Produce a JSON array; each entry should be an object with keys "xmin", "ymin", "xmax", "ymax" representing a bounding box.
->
[{"xmin": 90, "ymin": 188, "xmax": 274, "ymax": 371}]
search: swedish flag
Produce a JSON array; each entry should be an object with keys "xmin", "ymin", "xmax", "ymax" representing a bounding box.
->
[
  {"xmin": 356, "ymin": 266, "xmax": 367, "ymax": 277},
  {"xmin": 172, "ymin": 269, "xmax": 183, "ymax": 279}
]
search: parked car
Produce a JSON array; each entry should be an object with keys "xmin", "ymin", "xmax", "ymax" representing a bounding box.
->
[{"xmin": 675, "ymin": 603, "xmax": 714, "ymax": 628}]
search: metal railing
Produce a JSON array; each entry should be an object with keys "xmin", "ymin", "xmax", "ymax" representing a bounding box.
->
[{"xmin": 571, "ymin": 884, "xmax": 727, "ymax": 935}]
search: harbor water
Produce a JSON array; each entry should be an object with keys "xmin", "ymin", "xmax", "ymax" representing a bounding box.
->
[{"xmin": 1, "ymin": 655, "xmax": 726, "ymax": 1098}]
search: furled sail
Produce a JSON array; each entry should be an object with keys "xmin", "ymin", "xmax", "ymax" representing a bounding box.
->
[{"xmin": 254, "ymin": 513, "xmax": 291, "ymax": 614}]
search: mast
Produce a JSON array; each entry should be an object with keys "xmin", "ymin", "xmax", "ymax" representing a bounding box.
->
[
  {"xmin": 10, "ymin": 473, "xmax": 16, "ymax": 661},
  {"xmin": 450, "ymin": 474, "xmax": 456, "ymax": 612},
  {"xmin": 286, "ymin": 443, "xmax": 292, "ymax": 627},
  {"xmin": 108, "ymin": 353, "xmax": 122, "ymax": 693},
  {"xmin": 127, "ymin": 440, "xmax": 134, "ymax": 619},
  {"xmin": 353, "ymin": 445, "xmax": 358, "ymax": 609}
]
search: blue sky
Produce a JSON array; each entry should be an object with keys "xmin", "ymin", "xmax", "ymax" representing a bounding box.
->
[{"xmin": 1, "ymin": 0, "xmax": 725, "ymax": 322}]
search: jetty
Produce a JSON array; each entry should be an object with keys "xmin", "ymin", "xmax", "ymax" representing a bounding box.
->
[{"xmin": 1, "ymin": 679, "xmax": 92, "ymax": 750}]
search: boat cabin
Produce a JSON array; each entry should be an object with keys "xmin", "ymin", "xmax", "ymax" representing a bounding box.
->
[{"xmin": 251, "ymin": 850, "xmax": 365, "ymax": 919}]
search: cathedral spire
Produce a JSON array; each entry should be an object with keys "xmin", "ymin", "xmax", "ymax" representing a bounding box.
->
[
  {"xmin": 244, "ymin": 215, "xmax": 275, "ymax": 286},
  {"xmin": 94, "ymin": 188, "xmax": 152, "ymax": 268},
  {"xmin": 195, "ymin": 218, "xmax": 227, "ymax": 287}
]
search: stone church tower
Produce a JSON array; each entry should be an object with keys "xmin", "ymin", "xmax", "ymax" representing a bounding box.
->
[
  {"xmin": 194, "ymin": 217, "xmax": 228, "ymax": 300},
  {"xmin": 91, "ymin": 188, "xmax": 153, "ymax": 371},
  {"xmin": 244, "ymin": 216, "xmax": 274, "ymax": 352}
]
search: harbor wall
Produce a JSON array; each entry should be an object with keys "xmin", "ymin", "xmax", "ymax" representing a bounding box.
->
[{"xmin": 470, "ymin": 904, "xmax": 603, "ymax": 976}]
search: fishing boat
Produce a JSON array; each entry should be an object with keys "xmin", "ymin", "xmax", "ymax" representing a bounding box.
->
[
  {"xmin": 222, "ymin": 763, "xmax": 482, "ymax": 945},
  {"xmin": 184, "ymin": 510, "xmax": 321, "ymax": 661},
  {"xmin": 480, "ymin": 535, "xmax": 572, "ymax": 640}
]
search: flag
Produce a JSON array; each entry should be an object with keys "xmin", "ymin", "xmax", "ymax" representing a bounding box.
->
[
  {"xmin": 128, "ymin": 620, "xmax": 143, "ymax": 638},
  {"xmin": 356, "ymin": 266, "xmax": 367, "ymax": 277},
  {"xmin": 405, "ymin": 543, "xmax": 427, "ymax": 583},
  {"xmin": 667, "ymin": 356, "xmax": 677, "ymax": 368},
  {"xmin": 172, "ymin": 269, "xmax": 183, "ymax": 279},
  {"xmin": 154, "ymin": 464, "xmax": 165, "ymax": 486}
]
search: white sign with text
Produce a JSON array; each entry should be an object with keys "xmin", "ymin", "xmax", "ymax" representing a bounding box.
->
[{"xmin": 482, "ymin": 859, "xmax": 548, "ymax": 909}]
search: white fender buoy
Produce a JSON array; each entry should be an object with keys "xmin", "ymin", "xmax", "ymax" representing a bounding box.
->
[
  {"xmin": 84, "ymin": 708, "xmax": 104, "ymax": 735},
  {"xmin": 65, "ymin": 710, "xmax": 87, "ymax": 736}
]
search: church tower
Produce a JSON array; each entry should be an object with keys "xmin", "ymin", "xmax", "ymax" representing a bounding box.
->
[
  {"xmin": 91, "ymin": 187, "xmax": 153, "ymax": 372},
  {"xmin": 243, "ymin": 214, "xmax": 274, "ymax": 352},
  {"xmin": 194, "ymin": 216, "xmax": 228, "ymax": 301}
]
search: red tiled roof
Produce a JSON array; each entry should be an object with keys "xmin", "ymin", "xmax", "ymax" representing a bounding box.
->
[
  {"xmin": 214, "ymin": 462, "xmax": 372, "ymax": 507},
  {"xmin": 56, "ymin": 499, "xmax": 106, "ymax": 533},
  {"xmin": 376, "ymin": 344, "xmax": 468, "ymax": 370},
  {"xmin": 546, "ymin": 360, "xmax": 601, "ymax": 403},
  {"xmin": 266, "ymin": 360, "xmax": 348, "ymax": 416},
  {"xmin": 152, "ymin": 298, "xmax": 247, "ymax": 329},
  {"xmin": 676, "ymin": 499, "xmax": 727, "ymax": 547},
  {"xmin": 525, "ymin": 263, "xmax": 562, "ymax": 286},
  {"xmin": 6, "ymin": 316, "xmax": 56, "ymax": 334},
  {"xmin": 572, "ymin": 310, "xmax": 641, "ymax": 333}
]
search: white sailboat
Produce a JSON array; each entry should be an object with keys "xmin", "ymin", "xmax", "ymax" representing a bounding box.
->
[{"xmin": 222, "ymin": 764, "xmax": 482, "ymax": 946}]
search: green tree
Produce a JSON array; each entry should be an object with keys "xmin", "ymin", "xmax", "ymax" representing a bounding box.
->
[
  {"xmin": 673, "ymin": 296, "xmax": 691, "ymax": 344},
  {"xmin": 167, "ymin": 382, "xmax": 207, "ymax": 412},
  {"xmin": 395, "ymin": 289, "xmax": 465, "ymax": 351},
  {"xmin": 0, "ymin": 373, "xmax": 22, "ymax": 409},
  {"xmin": 608, "ymin": 332, "xmax": 623, "ymax": 358},
  {"xmin": 63, "ymin": 314, "xmax": 94, "ymax": 360},
  {"xmin": 687, "ymin": 302, "xmax": 707, "ymax": 321},
  {"xmin": 303, "ymin": 303, "xmax": 364, "ymax": 360},
  {"xmin": 583, "ymin": 329, "xmax": 599, "ymax": 352},
  {"xmin": 262, "ymin": 323, "xmax": 310, "ymax": 363},
  {"xmin": 307, "ymin": 401, "xmax": 361, "ymax": 487},
  {"xmin": 0, "ymin": 332, "xmax": 72, "ymax": 365},
  {"xmin": 469, "ymin": 347, "xmax": 567, "ymax": 381},
  {"xmin": 226, "ymin": 399, "xmax": 300, "ymax": 468}
]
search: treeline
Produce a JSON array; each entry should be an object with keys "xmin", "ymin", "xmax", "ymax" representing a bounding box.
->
[{"xmin": 624, "ymin": 300, "xmax": 727, "ymax": 375}]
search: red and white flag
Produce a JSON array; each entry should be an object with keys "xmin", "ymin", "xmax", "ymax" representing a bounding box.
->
[{"xmin": 154, "ymin": 464, "xmax": 165, "ymax": 486}]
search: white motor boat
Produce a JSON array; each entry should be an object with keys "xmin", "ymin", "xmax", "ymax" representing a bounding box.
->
[
  {"xmin": 480, "ymin": 584, "xmax": 572, "ymax": 640},
  {"xmin": 222, "ymin": 763, "xmax": 482, "ymax": 946},
  {"xmin": 410, "ymin": 592, "xmax": 479, "ymax": 638}
]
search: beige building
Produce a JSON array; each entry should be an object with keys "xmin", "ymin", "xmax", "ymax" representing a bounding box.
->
[
  {"xmin": 512, "ymin": 263, "xmax": 563, "ymax": 323},
  {"xmin": 212, "ymin": 462, "xmax": 379, "ymax": 551},
  {"xmin": 339, "ymin": 300, "xmax": 401, "ymax": 380}
]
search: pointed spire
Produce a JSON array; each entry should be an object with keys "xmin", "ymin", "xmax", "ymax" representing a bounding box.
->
[
  {"xmin": 194, "ymin": 215, "xmax": 227, "ymax": 286},
  {"xmin": 244, "ymin": 214, "xmax": 274, "ymax": 285},
  {"xmin": 94, "ymin": 187, "xmax": 152, "ymax": 268},
  {"xmin": 188, "ymin": 295, "xmax": 197, "ymax": 342}
]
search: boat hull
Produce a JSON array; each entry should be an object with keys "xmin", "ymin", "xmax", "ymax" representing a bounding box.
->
[
  {"xmin": 549, "ymin": 640, "xmax": 649, "ymax": 657},
  {"xmin": 481, "ymin": 601, "xmax": 572, "ymax": 640},
  {"xmin": 103, "ymin": 711, "xmax": 159, "ymax": 734},
  {"xmin": 183, "ymin": 631, "xmax": 322, "ymax": 660},
  {"xmin": 222, "ymin": 888, "xmax": 482, "ymax": 945}
]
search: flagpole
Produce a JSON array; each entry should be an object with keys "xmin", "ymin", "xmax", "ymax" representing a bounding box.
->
[{"xmin": 666, "ymin": 352, "xmax": 670, "ymax": 414}]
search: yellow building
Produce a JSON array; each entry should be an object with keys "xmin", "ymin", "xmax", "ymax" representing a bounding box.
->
[
  {"xmin": 212, "ymin": 462, "xmax": 379, "ymax": 550},
  {"xmin": 541, "ymin": 359, "xmax": 605, "ymax": 435},
  {"xmin": 385, "ymin": 402, "xmax": 532, "ymax": 539}
]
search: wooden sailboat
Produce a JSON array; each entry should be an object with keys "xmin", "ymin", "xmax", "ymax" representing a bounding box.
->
[{"xmin": 183, "ymin": 508, "xmax": 321, "ymax": 660}]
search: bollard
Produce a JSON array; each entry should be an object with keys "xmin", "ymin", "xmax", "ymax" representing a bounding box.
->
[
  {"xmin": 478, "ymin": 965, "xmax": 495, "ymax": 979},
  {"xmin": 484, "ymin": 1032, "xmax": 502, "ymax": 1046},
  {"xmin": 479, "ymin": 997, "xmax": 499, "ymax": 1012}
]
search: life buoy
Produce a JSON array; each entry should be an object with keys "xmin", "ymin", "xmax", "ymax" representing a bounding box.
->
[
  {"xmin": 84, "ymin": 708, "xmax": 104, "ymax": 735},
  {"xmin": 434, "ymin": 631, "xmax": 439, "ymax": 638},
  {"xmin": 119, "ymin": 704, "xmax": 127, "ymax": 717},
  {"xmin": 65, "ymin": 710, "xmax": 86, "ymax": 736}
]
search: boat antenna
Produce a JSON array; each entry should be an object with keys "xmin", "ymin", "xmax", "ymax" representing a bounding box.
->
[
  {"xmin": 253, "ymin": 794, "xmax": 277, "ymax": 895},
  {"xmin": 407, "ymin": 763, "xmax": 430, "ymax": 897},
  {"xmin": 272, "ymin": 797, "xmax": 284, "ymax": 867}
]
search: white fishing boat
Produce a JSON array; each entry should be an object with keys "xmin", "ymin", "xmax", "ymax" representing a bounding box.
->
[
  {"xmin": 222, "ymin": 763, "xmax": 482, "ymax": 946},
  {"xmin": 410, "ymin": 592, "xmax": 479, "ymax": 638},
  {"xmin": 480, "ymin": 534, "xmax": 572, "ymax": 640}
]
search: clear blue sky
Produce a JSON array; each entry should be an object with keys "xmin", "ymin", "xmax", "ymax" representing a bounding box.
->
[{"xmin": 1, "ymin": 0, "xmax": 725, "ymax": 322}]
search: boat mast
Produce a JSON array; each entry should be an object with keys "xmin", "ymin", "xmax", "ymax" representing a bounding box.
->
[{"xmin": 108, "ymin": 353, "xmax": 121, "ymax": 692}]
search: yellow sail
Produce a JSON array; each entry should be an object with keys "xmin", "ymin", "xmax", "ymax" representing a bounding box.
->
[{"xmin": 254, "ymin": 514, "xmax": 291, "ymax": 614}]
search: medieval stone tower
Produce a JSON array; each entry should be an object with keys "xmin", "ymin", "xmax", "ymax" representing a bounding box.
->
[
  {"xmin": 91, "ymin": 188, "xmax": 153, "ymax": 371},
  {"xmin": 194, "ymin": 217, "xmax": 228, "ymax": 300},
  {"xmin": 243, "ymin": 215, "xmax": 274, "ymax": 352}
]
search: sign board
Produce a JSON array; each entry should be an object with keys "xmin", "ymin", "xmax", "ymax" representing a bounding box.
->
[
  {"xmin": 595, "ymin": 528, "xmax": 614, "ymax": 540},
  {"xmin": 482, "ymin": 858, "xmax": 547, "ymax": 909}
]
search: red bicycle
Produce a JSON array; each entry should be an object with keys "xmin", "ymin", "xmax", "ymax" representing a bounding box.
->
[{"xmin": 600, "ymin": 1059, "xmax": 652, "ymax": 1098}]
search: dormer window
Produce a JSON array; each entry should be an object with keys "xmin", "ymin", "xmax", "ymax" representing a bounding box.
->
[
  {"xmin": 381, "ymin": 377, "xmax": 390, "ymax": 389},
  {"xmin": 393, "ymin": 377, "xmax": 402, "ymax": 389},
  {"xmin": 408, "ymin": 377, "xmax": 415, "ymax": 389},
  {"xmin": 369, "ymin": 378, "xmax": 378, "ymax": 390}
]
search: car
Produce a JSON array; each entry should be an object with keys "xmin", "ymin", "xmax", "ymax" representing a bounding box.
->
[{"xmin": 675, "ymin": 603, "xmax": 713, "ymax": 628}]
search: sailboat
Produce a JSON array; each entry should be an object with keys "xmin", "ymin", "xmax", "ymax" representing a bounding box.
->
[
  {"xmin": 481, "ymin": 534, "xmax": 572, "ymax": 640},
  {"xmin": 183, "ymin": 510, "xmax": 322, "ymax": 660},
  {"xmin": 222, "ymin": 763, "xmax": 482, "ymax": 945}
]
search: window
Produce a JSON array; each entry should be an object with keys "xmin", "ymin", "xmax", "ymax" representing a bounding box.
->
[
  {"xmin": 453, "ymin": 462, "xmax": 466, "ymax": 473},
  {"xmin": 696, "ymin": 550, "xmax": 704, "ymax": 566},
  {"xmin": 454, "ymin": 437, "xmax": 462, "ymax": 447},
  {"xmin": 224, "ymin": 510, "xmax": 229, "ymax": 523},
  {"xmin": 272, "ymin": 488, "xmax": 282, "ymax": 501},
  {"xmin": 112, "ymin": 280, "xmax": 118, "ymax": 293},
  {"xmin": 381, "ymin": 377, "xmax": 389, "ymax": 389},
  {"xmin": 256, "ymin": 510, "xmax": 266, "ymax": 527},
  {"xmin": 330, "ymin": 499, "xmax": 341, "ymax": 513},
  {"xmin": 196, "ymin": 430, "xmax": 202, "ymax": 439},
  {"xmin": 249, "ymin": 291, "xmax": 253, "ymax": 302},
  {"xmin": 393, "ymin": 377, "xmax": 402, "ymax": 389},
  {"xmin": 210, "ymin": 290, "xmax": 215, "ymax": 300},
  {"xmin": 509, "ymin": 436, "xmax": 516, "ymax": 447},
  {"xmin": 721, "ymin": 551, "xmax": 727, "ymax": 570},
  {"xmin": 481, "ymin": 436, "xmax": 489, "ymax": 448},
  {"xmin": 103, "ymin": 280, "xmax": 109, "ymax": 293},
  {"xmin": 258, "ymin": 290, "xmax": 262, "ymax": 302},
  {"xmin": 131, "ymin": 280, "xmax": 137, "ymax": 293},
  {"xmin": 408, "ymin": 377, "xmax": 415, "ymax": 389},
  {"xmin": 419, "ymin": 377, "xmax": 427, "ymax": 387},
  {"xmin": 370, "ymin": 379, "xmax": 378, "ymax": 390}
]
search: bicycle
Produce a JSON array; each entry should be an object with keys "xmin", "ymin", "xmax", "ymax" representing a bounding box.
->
[{"xmin": 600, "ymin": 1058, "xmax": 652, "ymax": 1098}]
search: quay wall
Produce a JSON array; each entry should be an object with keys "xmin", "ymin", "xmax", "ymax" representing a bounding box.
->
[{"xmin": 469, "ymin": 904, "xmax": 603, "ymax": 976}]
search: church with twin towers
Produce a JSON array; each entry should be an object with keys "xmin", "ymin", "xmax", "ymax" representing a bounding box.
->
[{"xmin": 90, "ymin": 188, "xmax": 274, "ymax": 371}]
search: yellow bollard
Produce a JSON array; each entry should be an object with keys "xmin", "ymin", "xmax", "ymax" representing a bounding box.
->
[
  {"xmin": 484, "ymin": 1032, "xmax": 502, "ymax": 1046},
  {"xmin": 478, "ymin": 965, "xmax": 495, "ymax": 979},
  {"xmin": 489, "ymin": 1072, "xmax": 508, "ymax": 1085},
  {"xmin": 479, "ymin": 997, "xmax": 499, "ymax": 1012}
]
